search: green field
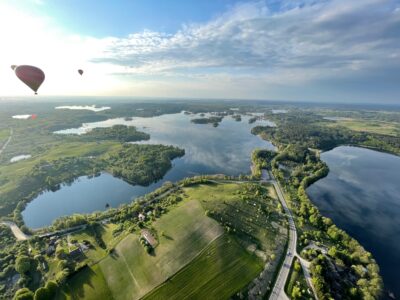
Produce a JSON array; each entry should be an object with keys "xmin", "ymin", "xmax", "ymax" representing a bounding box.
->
[
  {"xmin": 56, "ymin": 181, "xmax": 286, "ymax": 299},
  {"xmin": 326, "ymin": 118, "xmax": 400, "ymax": 136},
  {"xmin": 184, "ymin": 182, "xmax": 283, "ymax": 251},
  {"xmin": 98, "ymin": 199, "xmax": 223, "ymax": 300},
  {"xmin": 56, "ymin": 265, "xmax": 113, "ymax": 300},
  {"xmin": 143, "ymin": 235, "xmax": 263, "ymax": 300}
]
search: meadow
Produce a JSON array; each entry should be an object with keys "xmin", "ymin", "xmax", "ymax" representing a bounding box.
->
[{"xmin": 55, "ymin": 181, "xmax": 286, "ymax": 299}]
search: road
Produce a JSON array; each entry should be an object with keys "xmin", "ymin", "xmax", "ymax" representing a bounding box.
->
[
  {"xmin": 0, "ymin": 128, "xmax": 13, "ymax": 157},
  {"xmin": 262, "ymin": 170, "xmax": 296, "ymax": 300},
  {"xmin": 261, "ymin": 170, "xmax": 318, "ymax": 300},
  {"xmin": 1, "ymin": 221, "xmax": 30, "ymax": 241}
]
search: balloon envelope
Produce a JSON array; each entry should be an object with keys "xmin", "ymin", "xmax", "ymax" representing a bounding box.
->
[
  {"xmin": 11, "ymin": 65, "xmax": 17, "ymax": 71},
  {"xmin": 15, "ymin": 65, "xmax": 45, "ymax": 95},
  {"xmin": 78, "ymin": 69, "xmax": 83, "ymax": 75}
]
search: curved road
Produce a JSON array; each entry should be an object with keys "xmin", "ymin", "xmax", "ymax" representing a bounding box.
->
[{"xmin": 262, "ymin": 170, "xmax": 317, "ymax": 300}]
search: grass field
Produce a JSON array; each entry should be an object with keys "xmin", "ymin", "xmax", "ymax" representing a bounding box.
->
[
  {"xmin": 143, "ymin": 235, "xmax": 263, "ymax": 300},
  {"xmin": 184, "ymin": 182, "xmax": 283, "ymax": 251},
  {"xmin": 56, "ymin": 265, "xmax": 113, "ymax": 300},
  {"xmin": 96, "ymin": 199, "xmax": 222, "ymax": 300},
  {"xmin": 326, "ymin": 118, "xmax": 400, "ymax": 136},
  {"xmin": 57, "ymin": 181, "xmax": 285, "ymax": 300}
]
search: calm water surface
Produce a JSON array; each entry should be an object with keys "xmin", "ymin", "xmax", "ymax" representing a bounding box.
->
[
  {"xmin": 23, "ymin": 113, "xmax": 274, "ymax": 228},
  {"xmin": 307, "ymin": 146, "xmax": 400, "ymax": 298}
]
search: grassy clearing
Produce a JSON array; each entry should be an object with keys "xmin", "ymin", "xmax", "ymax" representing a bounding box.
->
[
  {"xmin": 184, "ymin": 182, "xmax": 283, "ymax": 251},
  {"xmin": 326, "ymin": 118, "xmax": 400, "ymax": 136},
  {"xmin": 98, "ymin": 199, "xmax": 223, "ymax": 300},
  {"xmin": 143, "ymin": 235, "xmax": 263, "ymax": 300},
  {"xmin": 55, "ymin": 264, "xmax": 113, "ymax": 300}
]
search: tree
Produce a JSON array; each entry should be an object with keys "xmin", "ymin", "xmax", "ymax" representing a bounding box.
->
[
  {"xmin": 34, "ymin": 287, "xmax": 49, "ymax": 300},
  {"xmin": 14, "ymin": 288, "xmax": 34, "ymax": 300},
  {"xmin": 15, "ymin": 256, "xmax": 31, "ymax": 274},
  {"xmin": 294, "ymin": 260, "xmax": 301, "ymax": 272},
  {"xmin": 44, "ymin": 281, "xmax": 57, "ymax": 298},
  {"xmin": 291, "ymin": 286, "xmax": 302, "ymax": 299}
]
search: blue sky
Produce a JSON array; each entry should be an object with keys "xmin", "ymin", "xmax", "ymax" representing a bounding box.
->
[
  {"xmin": 1, "ymin": 0, "xmax": 399, "ymax": 103},
  {"xmin": 12, "ymin": 0, "xmax": 247, "ymax": 37}
]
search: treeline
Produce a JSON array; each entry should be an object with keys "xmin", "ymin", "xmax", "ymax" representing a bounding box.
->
[
  {"xmin": 83, "ymin": 125, "xmax": 150, "ymax": 142},
  {"xmin": 252, "ymin": 110, "xmax": 400, "ymax": 155},
  {"xmin": 252, "ymin": 124, "xmax": 365, "ymax": 151},
  {"xmin": 257, "ymin": 145, "xmax": 383, "ymax": 299},
  {"xmin": 251, "ymin": 149, "xmax": 276, "ymax": 179}
]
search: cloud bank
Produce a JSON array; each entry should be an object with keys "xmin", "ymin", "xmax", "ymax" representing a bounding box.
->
[{"xmin": 1, "ymin": 0, "xmax": 399, "ymax": 102}]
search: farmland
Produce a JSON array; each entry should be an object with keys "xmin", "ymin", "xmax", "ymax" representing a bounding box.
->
[
  {"xmin": 53, "ymin": 181, "xmax": 286, "ymax": 300},
  {"xmin": 97, "ymin": 199, "xmax": 223, "ymax": 300},
  {"xmin": 143, "ymin": 235, "xmax": 262, "ymax": 300}
]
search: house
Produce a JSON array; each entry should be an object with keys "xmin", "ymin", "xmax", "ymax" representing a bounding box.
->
[
  {"xmin": 141, "ymin": 229, "xmax": 157, "ymax": 247},
  {"xmin": 69, "ymin": 247, "xmax": 82, "ymax": 259},
  {"xmin": 138, "ymin": 213, "xmax": 146, "ymax": 221}
]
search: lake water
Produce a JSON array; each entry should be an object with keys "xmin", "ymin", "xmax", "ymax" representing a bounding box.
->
[
  {"xmin": 307, "ymin": 146, "xmax": 400, "ymax": 298},
  {"xmin": 22, "ymin": 112, "xmax": 275, "ymax": 228}
]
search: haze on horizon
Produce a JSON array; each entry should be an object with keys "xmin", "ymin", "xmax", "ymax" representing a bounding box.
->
[{"xmin": 0, "ymin": 0, "xmax": 399, "ymax": 103}]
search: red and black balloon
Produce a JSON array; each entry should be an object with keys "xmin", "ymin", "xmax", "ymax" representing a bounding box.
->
[{"xmin": 14, "ymin": 65, "xmax": 45, "ymax": 95}]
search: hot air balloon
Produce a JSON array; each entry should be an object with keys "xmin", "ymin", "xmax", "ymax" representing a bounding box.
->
[
  {"xmin": 78, "ymin": 69, "xmax": 83, "ymax": 76},
  {"xmin": 14, "ymin": 65, "xmax": 45, "ymax": 95},
  {"xmin": 31, "ymin": 114, "xmax": 37, "ymax": 120},
  {"xmin": 11, "ymin": 65, "xmax": 17, "ymax": 71}
]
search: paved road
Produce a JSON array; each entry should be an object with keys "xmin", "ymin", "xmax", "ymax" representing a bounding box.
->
[
  {"xmin": 0, "ymin": 128, "xmax": 13, "ymax": 157},
  {"xmin": 1, "ymin": 221, "xmax": 30, "ymax": 241},
  {"xmin": 262, "ymin": 170, "xmax": 296, "ymax": 300},
  {"xmin": 262, "ymin": 169, "xmax": 318, "ymax": 300}
]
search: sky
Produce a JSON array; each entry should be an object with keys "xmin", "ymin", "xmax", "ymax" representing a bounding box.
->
[{"xmin": 0, "ymin": 0, "xmax": 399, "ymax": 103}]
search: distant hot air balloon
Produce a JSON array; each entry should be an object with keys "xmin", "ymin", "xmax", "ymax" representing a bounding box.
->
[
  {"xmin": 14, "ymin": 65, "xmax": 45, "ymax": 95},
  {"xmin": 11, "ymin": 65, "xmax": 17, "ymax": 71},
  {"xmin": 78, "ymin": 69, "xmax": 83, "ymax": 76},
  {"xmin": 31, "ymin": 114, "xmax": 37, "ymax": 120}
]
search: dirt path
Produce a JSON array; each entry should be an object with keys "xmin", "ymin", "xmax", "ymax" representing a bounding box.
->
[{"xmin": 0, "ymin": 128, "xmax": 13, "ymax": 158}]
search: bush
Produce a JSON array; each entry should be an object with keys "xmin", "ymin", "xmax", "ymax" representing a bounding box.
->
[{"xmin": 14, "ymin": 288, "xmax": 34, "ymax": 300}]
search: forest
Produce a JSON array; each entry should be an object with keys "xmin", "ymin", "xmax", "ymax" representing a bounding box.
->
[
  {"xmin": 252, "ymin": 110, "xmax": 400, "ymax": 155},
  {"xmin": 82, "ymin": 125, "xmax": 150, "ymax": 142}
]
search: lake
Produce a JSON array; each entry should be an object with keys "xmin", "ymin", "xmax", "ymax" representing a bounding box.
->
[
  {"xmin": 307, "ymin": 146, "xmax": 400, "ymax": 298},
  {"xmin": 22, "ymin": 112, "xmax": 275, "ymax": 228}
]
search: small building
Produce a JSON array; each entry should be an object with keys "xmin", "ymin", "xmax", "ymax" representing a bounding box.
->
[
  {"xmin": 138, "ymin": 213, "xmax": 146, "ymax": 221},
  {"xmin": 141, "ymin": 229, "xmax": 157, "ymax": 247},
  {"xmin": 69, "ymin": 247, "xmax": 83, "ymax": 259}
]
